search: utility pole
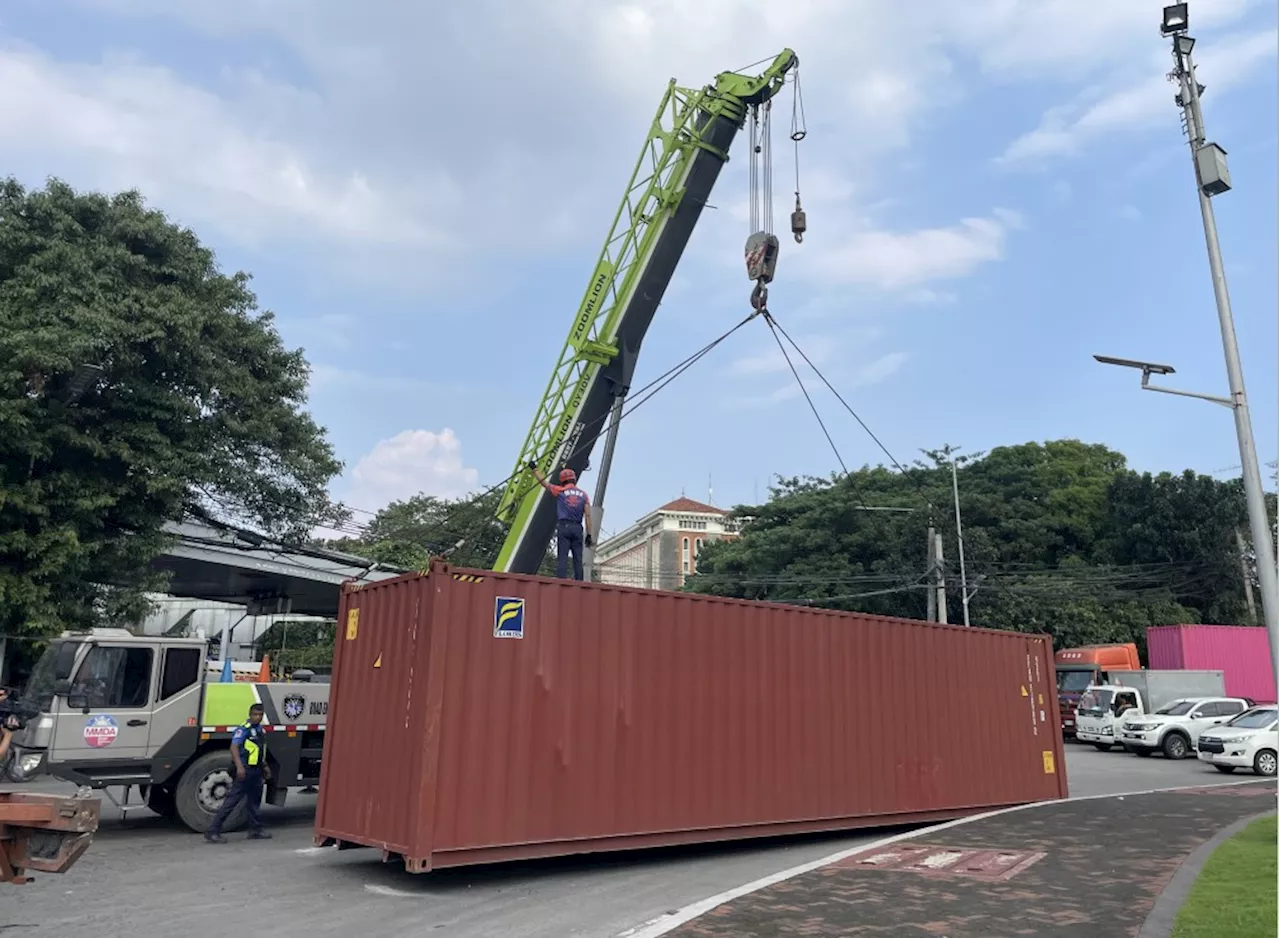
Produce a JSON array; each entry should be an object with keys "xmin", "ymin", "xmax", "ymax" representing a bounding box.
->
[
  {"xmin": 950, "ymin": 458, "xmax": 971, "ymax": 627},
  {"xmin": 1161, "ymin": 4, "xmax": 1279, "ymax": 675},
  {"xmin": 1236, "ymin": 526, "xmax": 1260, "ymax": 626},
  {"xmin": 927, "ymin": 527, "xmax": 948, "ymax": 624}
]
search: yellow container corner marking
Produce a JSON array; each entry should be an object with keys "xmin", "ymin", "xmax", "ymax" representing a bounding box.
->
[
  {"xmin": 346, "ymin": 608, "xmax": 359, "ymax": 641},
  {"xmin": 1020, "ymin": 685, "xmax": 1028, "ymax": 697},
  {"xmin": 1042, "ymin": 751, "xmax": 1056, "ymax": 774},
  {"xmin": 373, "ymin": 653, "xmax": 382, "ymax": 669}
]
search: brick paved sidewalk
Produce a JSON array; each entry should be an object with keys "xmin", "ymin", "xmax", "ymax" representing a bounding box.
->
[{"xmin": 666, "ymin": 781, "xmax": 1278, "ymax": 938}]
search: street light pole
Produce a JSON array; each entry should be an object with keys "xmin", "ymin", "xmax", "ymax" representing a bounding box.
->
[{"xmin": 1163, "ymin": 7, "xmax": 1279, "ymax": 669}]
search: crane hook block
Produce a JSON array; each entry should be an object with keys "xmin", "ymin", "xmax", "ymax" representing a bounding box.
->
[
  {"xmin": 745, "ymin": 231, "xmax": 780, "ymax": 284},
  {"xmin": 791, "ymin": 196, "xmax": 806, "ymax": 245}
]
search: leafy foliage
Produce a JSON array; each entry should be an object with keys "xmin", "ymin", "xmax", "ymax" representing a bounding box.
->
[
  {"xmin": 325, "ymin": 490, "xmax": 557, "ymax": 575},
  {"xmin": 0, "ymin": 178, "xmax": 342, "ymax": 667},
  {"xmin": 687, "ymin": 440, "xmax": 1269, "ymax": 653}
]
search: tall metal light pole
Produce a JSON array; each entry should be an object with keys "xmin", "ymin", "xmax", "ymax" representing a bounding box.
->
[{"xmin": 1159, "ymin": 4, "xmax": 1279, "ymax": 666}]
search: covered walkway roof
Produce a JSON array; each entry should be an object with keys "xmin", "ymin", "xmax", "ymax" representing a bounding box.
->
[{"xmin": 150, "ymin": 521, "xmax": 403, "ymax": 618}]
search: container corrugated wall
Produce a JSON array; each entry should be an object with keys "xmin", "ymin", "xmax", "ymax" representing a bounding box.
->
[
  {"xmin": 315, "ymin": 562, "xmax": 1067, "ymax": 871},
  {"xmin": 1148, "ymin": 624, "xmax": 1277, "ymax": 704}
]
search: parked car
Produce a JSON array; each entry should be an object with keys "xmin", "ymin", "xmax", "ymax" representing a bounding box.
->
[
  {"xmin": 1195, "ymin": 705, "xmax": 1279, "ymax": 777},
  {"xmin": 1118, "ymin": 696, "xmax": 1251, "ymax": 760}
]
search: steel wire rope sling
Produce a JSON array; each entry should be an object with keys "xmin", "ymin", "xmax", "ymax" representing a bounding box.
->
[{"xmin": 492, "ymin": 50, "xmax": 806, "ymax": 574}]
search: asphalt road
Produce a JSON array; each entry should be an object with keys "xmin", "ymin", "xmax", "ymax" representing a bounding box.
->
[{"xmin": 3, "ymin": 744, "xmax": 1252, "ymax": 937}]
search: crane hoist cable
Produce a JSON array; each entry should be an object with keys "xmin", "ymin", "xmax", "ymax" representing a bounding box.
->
[{"xmin": 745, "ymin": 68, "xmax": 808, "ymax": 315}]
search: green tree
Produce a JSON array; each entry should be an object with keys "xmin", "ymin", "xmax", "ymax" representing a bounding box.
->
[
  {"xmin": 325, "ymin": 490, "xmax": 557, "ymax": 575},
  {"xmin": 0, "ymin": 178, "xmax": 342, "ymax": 669},
  {"xmin": 688, "ymin": 439, "xmax": 1248, "ymax": 651}
]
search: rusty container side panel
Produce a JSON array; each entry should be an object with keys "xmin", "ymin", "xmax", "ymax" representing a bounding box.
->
[
  {"xmin": 314, "ymin": 574, "xmax": 434, "ymax": 855},
  {"xmin": 315, "ymin": 564, "xmax": 1066, "ymax": 871}
]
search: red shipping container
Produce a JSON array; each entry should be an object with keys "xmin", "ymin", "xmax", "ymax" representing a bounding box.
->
[
  {"xmin": 1147, "ymin": 624, "xmax": 1277, "ymax": 704},
  {"xmin": 314, "ymin": 562, "xmax": 1067, "ymax": 872}
]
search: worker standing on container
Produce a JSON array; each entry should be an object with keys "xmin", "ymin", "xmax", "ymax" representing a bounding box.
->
[
  {"xmin": 205, "ymin": 703, "xmax": 272, "ymax": 844},
  {"xmin": 527, "ymin": 463, "xmax": 593, "ymax": 580}
]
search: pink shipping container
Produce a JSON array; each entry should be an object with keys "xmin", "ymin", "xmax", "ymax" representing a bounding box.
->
[
  {"xmin": 1147, "ymin": 624, "xmax": 1277, "ymax": 704},
  {"xmin": 314, "ymin": 561, "xmax": 1068, "ymax": 872}
]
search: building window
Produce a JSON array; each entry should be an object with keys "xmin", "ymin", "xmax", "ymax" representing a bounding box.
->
[
  {"xmin": 694, "ymin": 538, "xmax": 703, "ymax": 556},
  {"xmin": 682, "ymin": 537, "xmax": 690, "ymax": 561},
  {"xmin": 682, "ymin": 559, "xmax": 690, "ymax": 574}
]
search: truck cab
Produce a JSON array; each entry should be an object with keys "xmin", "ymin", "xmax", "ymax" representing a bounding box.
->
[
  {"xmin": 1073, "ymin": 684, "xmax": 1144, "ymax": 750},
  {"xmin": 8, "ymin": 629, "xmax": 327, "ymax": 833},
  {"xmin": 1055, "ymin": 644, "xmax": 1141, "ymax": 738}
]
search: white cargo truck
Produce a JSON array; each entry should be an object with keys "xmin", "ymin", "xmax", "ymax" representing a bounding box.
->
[{"xmin": 1073, "ymin": 670, "xmax": 1226, "ymax": 752}]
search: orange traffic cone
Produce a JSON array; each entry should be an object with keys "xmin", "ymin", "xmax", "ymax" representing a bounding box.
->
[{"xmin": 258, "ymin": 654, "xmax": 271, "ymax": 683}]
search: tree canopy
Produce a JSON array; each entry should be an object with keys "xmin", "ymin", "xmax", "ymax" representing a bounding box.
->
[
  {"xmin": 685, "ymin": 440, "xmax": 1275, "ymax": 655},
  {"xmin": 325, "ymin": 490, "xmax": 557, "ymax": 576},
  {"xmin": 0, "ymin": 178, "xmax": 342, "ymax": 662}
]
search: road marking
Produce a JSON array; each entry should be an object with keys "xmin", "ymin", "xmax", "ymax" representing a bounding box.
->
[
  {"xmin": 365, "ymin": 884, "xmax": 422, "ymax": 898},
  {"xmin": 294, "ymin": 845, "xmax": 336, "ymax": 856},
  {"xmin": 613, "ymin": 777, "xmax": 1275, "ymax": 938}
]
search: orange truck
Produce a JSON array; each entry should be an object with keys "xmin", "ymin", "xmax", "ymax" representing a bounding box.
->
[{"xmin": 1055, "ymin": 643, "xmax": 1142, "ymax": 738}]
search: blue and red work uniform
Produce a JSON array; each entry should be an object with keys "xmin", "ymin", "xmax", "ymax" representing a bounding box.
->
[{"xmin": 549, "ymin": 479, "xmax": 590, "ymax": 580}]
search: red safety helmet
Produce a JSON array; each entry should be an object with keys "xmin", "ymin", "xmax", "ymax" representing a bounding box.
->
[{"xmin": 559, "ymin": 468, "xmax": 576, "ymax": 484}]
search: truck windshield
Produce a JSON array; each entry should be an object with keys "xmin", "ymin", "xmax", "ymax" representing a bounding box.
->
[
  {"xmin": 1227, "ymin": 708, "xmax": 1278, "ymax": 730},
  {"xmin": 24, "ymin": 641, "xmax": 83, "ymax": 710},
  {"xmin": 1057, "ymin": 670, "xmax": 1095, "ymax": 693},
  {"xmin": 1078, "ymin": 689, "xmax": 1112, "ymax": 714},
  {"xmin": 1154, "ymin": 700, "xmax": 1195, "ymax": 716}
]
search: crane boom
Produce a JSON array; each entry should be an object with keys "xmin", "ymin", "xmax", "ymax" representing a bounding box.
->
[{"xmin": 494, "ymin": 50, "xmax": 799, "ymax": 575}]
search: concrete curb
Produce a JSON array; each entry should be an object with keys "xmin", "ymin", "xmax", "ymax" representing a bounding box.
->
[{"xmin": 1137, "ymin": 807, "xmax": 1278, "ymax": 938}]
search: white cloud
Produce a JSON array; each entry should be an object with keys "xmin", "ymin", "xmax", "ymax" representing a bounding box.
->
[
  {"xmin": 340, "ymin": 429, "xmax": 479, "ymax": 513},
  {"xmin": 803, "ymin": 209, "xmax": 1023, "ymax": 290},
  {"xmin": 0, "ymin": 41, "xmax": 455, "ymax": 249},
  {"xmin": 997, "ymin": 29, "xmax": 1278, "ymax": 167}
]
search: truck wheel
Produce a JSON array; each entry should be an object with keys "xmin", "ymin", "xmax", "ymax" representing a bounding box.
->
[
  {"xmin": 1214, "ymin": 765, "xmax": 1236, "ymax": 774},
  {"xmin": 1093, "ymin": 743, "xmax": 1113, "ymax": 752},
  {"xmin": 1162, "ymin": 733, "xmax": 1190, "ymax": 760},
  {"xmin": 175, "ymin": 751, "xmax": 248, "ymax": 834},
  {"xmin": 1253, "ymin": 749, "xmax": 1277, "ymax": 777},
  {"xmin": 145, "ymin": 784, "xmax": 178, "ymax": 819}
]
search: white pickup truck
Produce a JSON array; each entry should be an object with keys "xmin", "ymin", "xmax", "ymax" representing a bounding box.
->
[{"xmin": 1119, "ymin": 696, "xmax": 1251, "ymax": 760}]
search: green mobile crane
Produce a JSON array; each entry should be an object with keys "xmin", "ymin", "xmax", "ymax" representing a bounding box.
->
[{"xmin": 493, "ymin": 50, "xmax": 804, "ymax": 574}]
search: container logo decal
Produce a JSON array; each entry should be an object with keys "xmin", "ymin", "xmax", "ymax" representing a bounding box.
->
[
  {"xmin": 345, "ymin": 608, "xmax": 359, "ymax": 641},
  {"xmin": 494, "ymin": 597, "xmax": 525, "ymax": 639},
  {"xmin": 84, "ymin": 714, "xmax": 119, "ymax": 748},
  {"xmin": 283, "ymin": 695, "xmax": 306, "ymax": 721},
  {"xmin": 1042, "ymin": 751, "xmax": 1055, "ymax": 774}
]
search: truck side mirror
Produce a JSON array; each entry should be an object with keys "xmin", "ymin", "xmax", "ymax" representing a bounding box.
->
[{"xmin": 53, "ymin": 679, "xmax": 72, "ymax": 697}]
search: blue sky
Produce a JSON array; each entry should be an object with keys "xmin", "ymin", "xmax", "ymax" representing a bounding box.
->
[{"xmin": 2, "ymin": 0, "xmax": 1276, "ymax": 539}]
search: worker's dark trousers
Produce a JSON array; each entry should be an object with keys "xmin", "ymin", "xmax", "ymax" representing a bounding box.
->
[
  {"xmin": 208, "ymin": 767, "xmax": 264, "ymax": 836},
  {"xmin": 556, "ymin": 520, "xmax": 585, "ymax": 580}
]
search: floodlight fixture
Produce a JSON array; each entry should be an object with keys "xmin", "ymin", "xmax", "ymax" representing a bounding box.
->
[{"xmin": 1161, "ymin": 3, "xmax": 1189, "ymax": 36}]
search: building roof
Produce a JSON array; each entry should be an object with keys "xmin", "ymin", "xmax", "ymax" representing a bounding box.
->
[{"xmin": 658, "ymin": 497, "xmax": 729, "ymax": 515}]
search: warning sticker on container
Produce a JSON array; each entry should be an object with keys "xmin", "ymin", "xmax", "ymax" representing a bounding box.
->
[
  {"xmin": 494, "ymin": 597, "xmax": 525, "ymax": 639},
  {"xmin": 345, "ymin": 608, "xmax": 359, "ymax": 641},
  {"xmin": 1042, "ymin": 750, "xmax": 1055, "ymax": 774}
]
